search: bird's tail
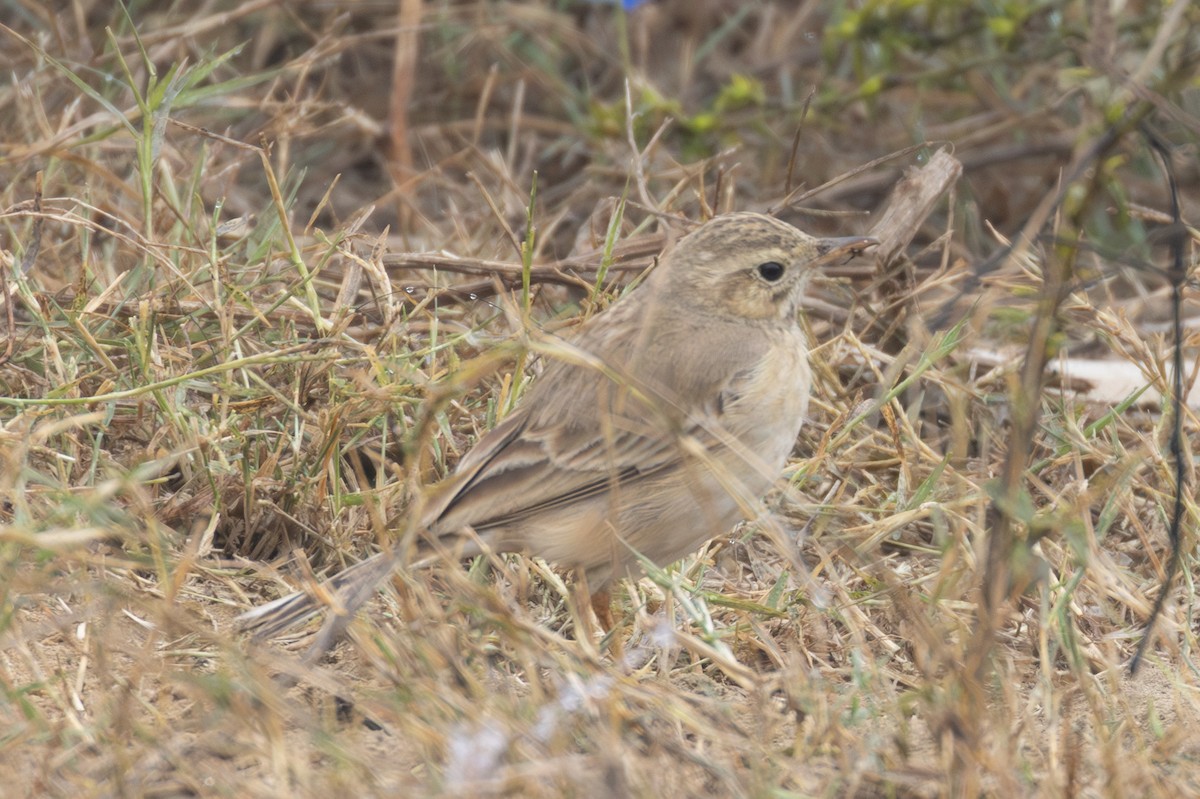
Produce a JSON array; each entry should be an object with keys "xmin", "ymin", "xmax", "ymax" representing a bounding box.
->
[{"xmin": 236, "ymin": 551, "xmax": 401, "ymax": 641}]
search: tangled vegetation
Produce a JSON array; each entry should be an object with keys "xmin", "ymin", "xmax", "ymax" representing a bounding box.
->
[{"xmin": 2, "ymin": 1, "xmax": 1198, "ymax": 796}]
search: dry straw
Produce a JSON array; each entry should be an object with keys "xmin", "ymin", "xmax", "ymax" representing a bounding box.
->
[{"xmin": 1, "ymin": 2, "xmax": 1198, "ymax": 796}]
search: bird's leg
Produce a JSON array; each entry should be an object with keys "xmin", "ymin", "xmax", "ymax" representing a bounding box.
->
[
  {"xmin": 568, "ymin": 571, "xmax": 623, "ymax": 662},
  {"xmin": 589, "ymin": 586, "xmax": 628, "ymax": 666},
  {"xmin": 590, "ymin": 588, "xmax": 614, "ymax": 634}
]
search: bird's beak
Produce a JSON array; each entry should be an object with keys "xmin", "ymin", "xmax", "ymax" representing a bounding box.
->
[{"xmin": 814, "ymin": 235, "xmax": 879, "ymax": 263}]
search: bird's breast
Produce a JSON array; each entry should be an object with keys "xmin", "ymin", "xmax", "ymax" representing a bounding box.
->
[{"xmin": 720, "ymin": 327, "xmax": 812, "ymax": 472}]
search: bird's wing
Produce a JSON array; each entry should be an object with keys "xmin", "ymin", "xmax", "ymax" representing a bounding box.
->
[
  {"xmin": 425, "ymin": 324, "xmax": 766, "ymax": 534},
  {"xmin": 426, "ymin": 367, "xmax": 689, "ymax": 532}
]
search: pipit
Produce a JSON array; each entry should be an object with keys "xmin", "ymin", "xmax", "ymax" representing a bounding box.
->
[{"xmin": 238, "ymin": 212, "xmax": 876, "ymax": 655}]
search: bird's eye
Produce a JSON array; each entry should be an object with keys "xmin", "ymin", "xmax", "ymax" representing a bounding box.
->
[{"xmin": 756, "ymin": 261, "xmax": 785, "ymax": 282}]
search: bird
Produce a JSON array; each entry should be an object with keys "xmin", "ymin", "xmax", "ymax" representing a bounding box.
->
[{"xmin": 237, "ymin": 212, "xmax": 876, "ymax": 657}]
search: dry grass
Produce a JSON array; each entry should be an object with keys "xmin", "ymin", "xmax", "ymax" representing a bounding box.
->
[{"xmin": 2, "ymin": 1, "xmax": 1200, "ymax": 796}]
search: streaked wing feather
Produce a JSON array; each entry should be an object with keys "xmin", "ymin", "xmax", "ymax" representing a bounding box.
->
[{"xmin": 434, "ymin": 421, "xmax": 687, "ymax": 532}]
